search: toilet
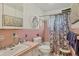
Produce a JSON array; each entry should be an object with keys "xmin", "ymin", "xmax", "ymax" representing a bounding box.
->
[
  {"xmin": 33, "ymin": 35, "xmax": 50, "ymax": 56},
  {"xmin": 33, "ymin": 34, "xmax": 42, "ymax": 45},
  {"xmin": 39, "ymin": 42, "xmax": 50, "ymax": 56},
  {"xmin": 33, "ymin": 36, "xmax": 42, "ymax": 44},
  {"xmin": 33, "ymin": 36, "xmax": 42, "ymax": 56}
]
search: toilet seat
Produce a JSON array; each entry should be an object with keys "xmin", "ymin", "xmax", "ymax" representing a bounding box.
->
[{"xmin": 39, "ymin": 45, "xmax": 50, "ymax": 56}]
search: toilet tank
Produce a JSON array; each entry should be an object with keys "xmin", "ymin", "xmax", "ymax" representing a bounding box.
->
[{"xmin": 33, "ymin": 37, "xmax": 42, "ymax": 44}]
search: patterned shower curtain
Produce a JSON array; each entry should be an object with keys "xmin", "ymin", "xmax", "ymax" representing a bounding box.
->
[{"xmin": 49, "ymin": 12, "xmax": 70, "ymax": 55}]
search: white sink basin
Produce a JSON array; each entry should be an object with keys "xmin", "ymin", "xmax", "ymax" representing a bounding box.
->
[
  {"xmin": 0, "ymin": 50, "xmax": 7, "ymax": 55},
  {"xmin": 0, "ymin": 43, "xmax": 29, "ymax": 56}
]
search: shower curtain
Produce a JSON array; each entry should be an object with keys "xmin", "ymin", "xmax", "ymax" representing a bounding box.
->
[{"xmin": 48, "ymin": 13, "xmax": 70, "ymax": 55}]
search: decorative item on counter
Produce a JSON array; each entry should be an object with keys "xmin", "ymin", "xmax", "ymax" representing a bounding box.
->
[
  {"xmin": 18, "ymin": 38, "xmax": 24, "ymax": 44},
  {"xmin": 2, "ymin": 46, "xmax": 7, "ymax": 50},
  {"xmin": 12, "ymin": 32, "xmax": 19, "ymax": 45},
  {"xmin": 8, "ymin": 44, "xmax": 14, "ymax": 48},
  {"xmin": 25, "ymin": 34, "xmax": 28, "ymax": 41},
  {"xmin": 0, "ymin": 45, "xmax": 2, "ymax": 50}
]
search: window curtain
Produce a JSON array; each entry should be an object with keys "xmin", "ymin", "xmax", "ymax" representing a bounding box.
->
[{"xmin": 49, "ymin": 12, "xmax": 71, "ymax": 55}]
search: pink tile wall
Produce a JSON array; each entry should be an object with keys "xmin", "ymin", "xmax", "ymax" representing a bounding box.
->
[
  {"xmin": 18, "ymin": 29, "xmax": 43, "ymax": 41},
  {"xmin": 0, "ymin": 28, "xmax": 43, "ymax": 47},
  {"xmin": 0, "ymin": 22, "xmax": 50, "ymax": 47}
]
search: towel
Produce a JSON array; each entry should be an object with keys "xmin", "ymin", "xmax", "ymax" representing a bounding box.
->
[{"xmin": 67, "ymin": 31, "xmax": 77, "ymax": 50}]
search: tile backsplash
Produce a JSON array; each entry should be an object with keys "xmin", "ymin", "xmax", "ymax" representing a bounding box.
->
[
  {"xmin": 0, "ymin": 33, "xmax": 5, "ymax": 41},
  {"xmin": 0, "ymin": 29, "xmax": 43, "ymax": 47}
]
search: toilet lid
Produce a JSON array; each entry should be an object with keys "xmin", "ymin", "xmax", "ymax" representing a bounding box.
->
[
  {"xmin": 33, "ymin": 37, "xmax": 42, "ymax": 44},
  {"xmin": 39, "ymin": 45, "xmax": 50, "ymax": 50},
  {"xmin": 39, "ymin": 45, "xmax": 50, "ymax": 53},
  {"xmin": 33, "ymin": 37, "xmax": 42, "ymax": 41}
]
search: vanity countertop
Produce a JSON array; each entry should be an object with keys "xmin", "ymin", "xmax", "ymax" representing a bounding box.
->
[
  {"xmin": 15, "ymin": 41, "xmax": 39, "ymax": 56},
  {"xmin": 0, "ymin": 41, "xmax": 39, "ymax": 56}
]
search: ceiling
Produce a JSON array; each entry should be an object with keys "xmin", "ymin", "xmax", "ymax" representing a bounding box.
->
[
  {"xmin": 3, "ymin": 3, "xmax": 72, "ymax": 12},
  {"xmin": 33, "ymin": 3, "xmax": 72, "ymax": 11}
]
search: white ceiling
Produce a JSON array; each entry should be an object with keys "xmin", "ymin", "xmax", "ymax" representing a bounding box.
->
[
  {"xmin": 3, "ymin": 3, "xmax": 72, "ymax": 12},
  {"xmin": 33, "ymin": 3, "xmax": 72, "ymax": 11}
]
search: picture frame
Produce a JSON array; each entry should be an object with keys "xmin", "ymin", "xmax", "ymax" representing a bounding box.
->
[{"xmin": 2, "ymin": 15, "xmax": 23, "ymax": 27}]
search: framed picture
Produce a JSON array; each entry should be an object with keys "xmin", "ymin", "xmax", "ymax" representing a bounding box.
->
[{"xmin": 2, "ymin": 15, "xmax": 23, "ymax": 27}]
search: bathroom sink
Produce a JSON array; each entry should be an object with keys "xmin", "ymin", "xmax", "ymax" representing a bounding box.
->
[
  {"xmin": 0, "ymin": 50, "xmax": 8, "ymax": 55},
  {"xmin": 13, "ymin": 44, "xmax": 29, "ymax": 54},
  {"xmin": 0, "ymin": 43, "xmax": 29, "ymax": 56}
]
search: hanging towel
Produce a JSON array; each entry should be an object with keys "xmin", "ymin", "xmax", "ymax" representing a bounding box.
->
[{"xmin": 67, "ymin": 31, "xmax": 77, "ymax": 50}]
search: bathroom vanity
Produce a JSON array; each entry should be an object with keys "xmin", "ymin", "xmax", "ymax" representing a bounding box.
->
[
  {"xmin": 0, "ymin": 41, "xmax": 39, "ymax": 56},
  {"xmin": 15, "ymin": 41, "xmax": 39, "ymax": 56}
]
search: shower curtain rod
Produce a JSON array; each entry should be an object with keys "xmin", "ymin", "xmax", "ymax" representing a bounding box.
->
[
  {"xmin": 39, "ymin": 8, "xmax": 71, "ymax": 17},
  {"xmin": 39, "ymin": 13, "xmax": 62, "ymax": 17}
]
